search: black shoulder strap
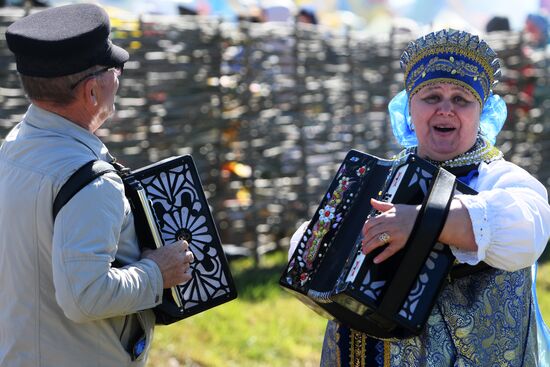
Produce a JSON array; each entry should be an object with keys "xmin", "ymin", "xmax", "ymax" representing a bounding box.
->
[
  {"xmin": 379, "ymin": 167, "xmax": 456, "ymax": 316},
  {"xmin": 52, "ymin": 160, "xmax": 118, "ymax": 221}
]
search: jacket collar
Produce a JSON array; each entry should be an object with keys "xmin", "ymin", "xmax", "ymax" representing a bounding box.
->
[{"xmin": 22, "ymin": 104, "xmax": 109, "ymax": 160}]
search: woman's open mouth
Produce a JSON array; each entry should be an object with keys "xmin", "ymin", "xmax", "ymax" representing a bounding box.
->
[{"xmin": 434, "ymin": 125, "xmax": 456, "ymax": 133}]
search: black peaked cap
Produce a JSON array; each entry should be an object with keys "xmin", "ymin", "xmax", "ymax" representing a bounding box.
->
[{"xmin": 5, "ymin": 3, "xmax": 129, "ymax": 77}]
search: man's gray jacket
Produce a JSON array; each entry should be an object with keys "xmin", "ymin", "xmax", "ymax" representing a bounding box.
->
[{"xmin": 0, "ymin": 105, "xmax": 164, "ymax": 366}]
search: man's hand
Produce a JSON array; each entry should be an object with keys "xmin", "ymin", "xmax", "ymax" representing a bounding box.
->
[{"xmin": 142, "ymin": 240, "xmax": 194, "ymax": 288}]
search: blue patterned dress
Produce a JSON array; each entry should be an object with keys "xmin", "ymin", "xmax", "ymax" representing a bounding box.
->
[{"xmin": 321, "ymin": 266, "xmax": 539, "ymax": 366}]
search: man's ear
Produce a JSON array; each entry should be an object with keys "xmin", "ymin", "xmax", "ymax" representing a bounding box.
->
[{"xmin": 82, "ymin": 78, "xmax": 98, "ymax": 107}]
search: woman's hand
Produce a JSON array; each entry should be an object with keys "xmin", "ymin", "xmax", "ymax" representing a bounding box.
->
[{"xmin": 361, "ymin": 198, "xmax": 420, "ymax": 264}]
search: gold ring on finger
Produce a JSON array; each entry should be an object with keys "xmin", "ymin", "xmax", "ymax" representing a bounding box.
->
[{"xmin": 378, "ymin": 232, "xmax": 390, "ymax": 244}]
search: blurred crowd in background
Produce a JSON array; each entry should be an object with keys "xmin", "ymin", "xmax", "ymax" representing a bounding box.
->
[{"xmin": 2, "ymin": 0, "xmax": 550, "ymax": 41}]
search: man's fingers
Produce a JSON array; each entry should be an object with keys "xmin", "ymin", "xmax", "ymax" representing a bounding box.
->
[
  {"xmin": 181, "ymin": 240, "xmax": 189, "ymax": 251},
  {"xmin": 167, "ymin": 239, "xmax": 189, "ymax": 251},
  {"xmin": 185, "ymin": 250, "xmax": 194, "ymax": 263}
]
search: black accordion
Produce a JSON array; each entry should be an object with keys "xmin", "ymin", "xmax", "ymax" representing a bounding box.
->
[
  {"xmin": 123, "ymin": 155, "xmax": 237, "ymax": 325},
  {"xmin": 280, "ymin": 150, "xmax": 478, "ymax": 339}
]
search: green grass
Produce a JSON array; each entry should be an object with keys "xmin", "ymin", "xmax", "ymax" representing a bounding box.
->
[
  {"xmin": 146, "ymin": 251, "xmax": 326, "ymax": 367},
  {"xmin": 147, "ymin": 251, "xmax": 550, "ymax": 367}
]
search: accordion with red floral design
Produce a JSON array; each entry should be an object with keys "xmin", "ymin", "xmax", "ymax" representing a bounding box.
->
[
  {"xmin": 124, "ymin": 155, "xmax": 237, "ymax": 324},
  {"xmin": 280, "ymin": 150, "xmax": 477, "ymax": 339}
]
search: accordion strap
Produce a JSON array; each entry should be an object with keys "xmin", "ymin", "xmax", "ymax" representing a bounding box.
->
[
  {"xmin": 52, "ymin": 160, "xmax": 117, "ymax": 221},
  {"xmin": 379, "ymin": 167, "xmax": 456, "ymax": 316}
]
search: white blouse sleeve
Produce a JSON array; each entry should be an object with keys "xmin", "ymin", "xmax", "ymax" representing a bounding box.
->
[
  {"xmin": 452, "ymin": 159, "xmax": 550, "ymax": 271},
  {"xmin": 289, "ymin": 221, "xmax": 310, "ymax": 260}
]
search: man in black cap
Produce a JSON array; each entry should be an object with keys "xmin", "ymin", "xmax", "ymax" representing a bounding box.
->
[{"xmin": 0, "ymin": 4, "xmax": 193, "ymax": 366}]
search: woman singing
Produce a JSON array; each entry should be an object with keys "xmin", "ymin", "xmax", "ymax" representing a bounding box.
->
[{"xmin": 294, "ymin": 29, "xmax": 550, "ymax": 366}]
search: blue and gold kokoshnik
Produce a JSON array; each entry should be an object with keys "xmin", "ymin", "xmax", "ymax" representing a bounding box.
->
[{"xmin": 401, "ymin": 29, "xmax": 501, "ymax": 106}]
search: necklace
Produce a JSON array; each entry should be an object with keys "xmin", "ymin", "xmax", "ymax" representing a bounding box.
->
[{"xmin": 402, "ymin": 136, "xmax": 503, "ymax": 168}]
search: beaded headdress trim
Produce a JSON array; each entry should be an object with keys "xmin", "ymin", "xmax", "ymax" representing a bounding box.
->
[{"xmin": 401, "ymin": 29, "xmax": 501, "ymax": 106}]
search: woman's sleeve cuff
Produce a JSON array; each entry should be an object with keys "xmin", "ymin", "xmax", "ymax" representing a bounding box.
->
[{"xmin": 451, "ymin": 194, "xmax": 491, "ymax": 264}]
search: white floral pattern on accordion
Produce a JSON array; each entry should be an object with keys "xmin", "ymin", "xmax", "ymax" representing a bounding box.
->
[{"xmin": 140, "ymin": 163, "xmax": 232, "ymax": 310}]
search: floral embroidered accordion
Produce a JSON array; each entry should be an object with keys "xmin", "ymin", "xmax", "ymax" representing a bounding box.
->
[
  {"xmin": 123, "ymin": 155, "xmax": 237, "ymax": 324},
  {"xmin": 280, "ymin": 150, "xmax": 477, "ymax": 339}
]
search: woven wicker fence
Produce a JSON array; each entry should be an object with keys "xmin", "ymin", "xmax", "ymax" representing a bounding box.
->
[{"xmin": 1, "ymin": 10, "xmax": 549, "ymax": 260}]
